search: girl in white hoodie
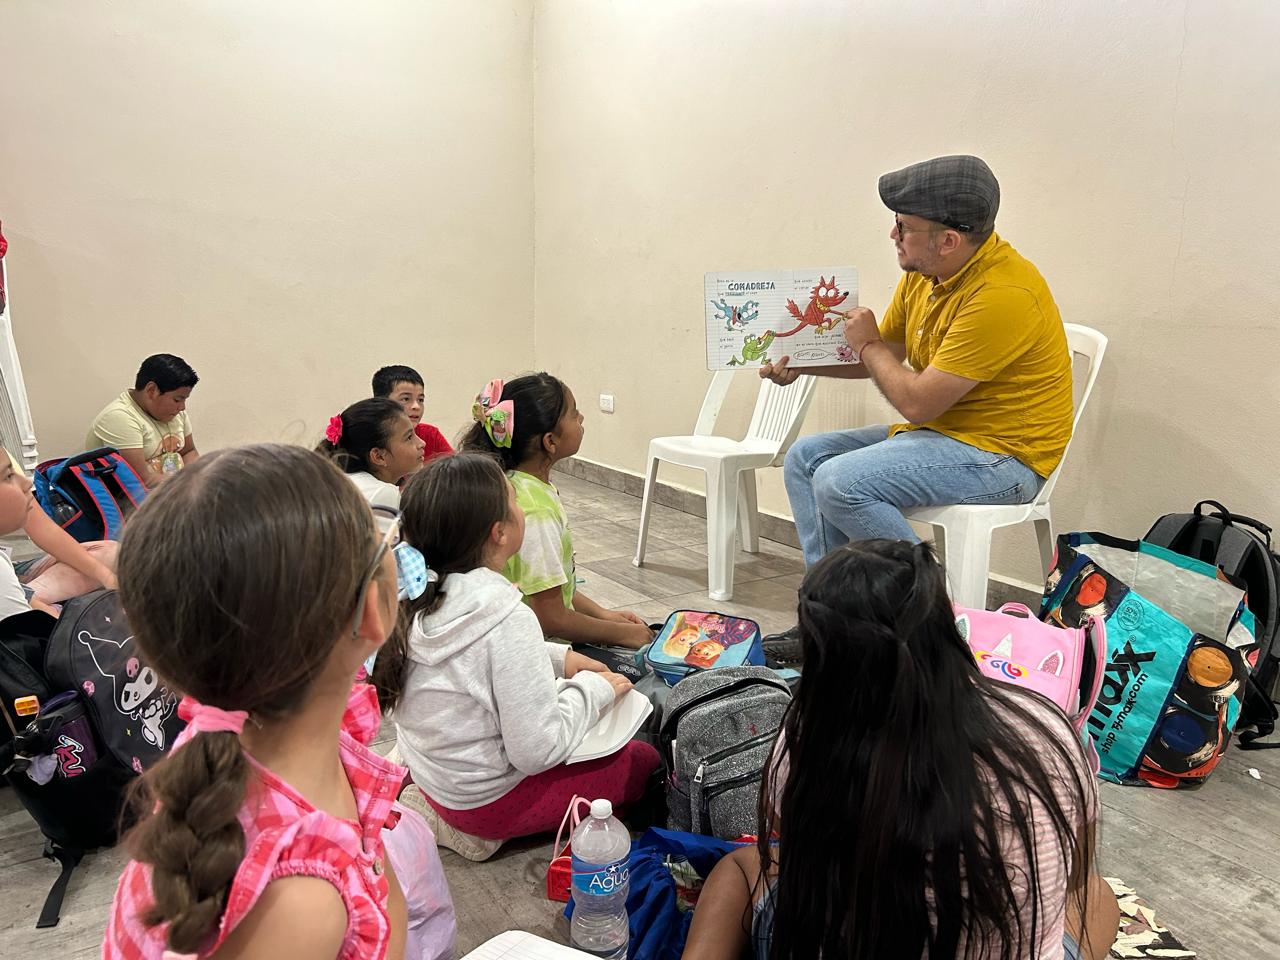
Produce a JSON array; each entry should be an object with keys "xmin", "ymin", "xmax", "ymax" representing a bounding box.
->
[{"xmin": 375, "ymin": 453, "xmax": 661, "ymax": 861}]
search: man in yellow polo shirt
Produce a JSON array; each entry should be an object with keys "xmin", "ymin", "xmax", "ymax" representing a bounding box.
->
[{"xmin": 763, "ymin": 155, "xmax": 1073, "ymax": 574}]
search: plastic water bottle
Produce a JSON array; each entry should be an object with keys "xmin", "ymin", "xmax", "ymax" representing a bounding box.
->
[{"xmin": 569, "ymin": 799, "xmax": 630, "ymax": 960}]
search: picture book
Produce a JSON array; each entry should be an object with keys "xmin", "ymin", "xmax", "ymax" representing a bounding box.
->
[{"xmin": 705, "ymin": 267, "xmax": 859, "ymax": 370}]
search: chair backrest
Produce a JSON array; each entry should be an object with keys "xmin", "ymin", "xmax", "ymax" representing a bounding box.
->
[
  {"xmin": 692, "ymin": 371, "xmax": 819, "ymax": 465},
  {"xmin": 692, "ymin": 371, "xmax": 736, "ymax": 437},
  {"xmin": 747, "ymin": 375, "xmax": 819, "ymax": 465},
  {"xmin": 1035, "ymin": 323, "xmax": 1107, "ymax": 504}
]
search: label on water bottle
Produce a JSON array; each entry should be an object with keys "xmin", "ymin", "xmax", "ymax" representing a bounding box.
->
[{"xmin": 570, "ymin": 854, "xmax": 629, "ymax": 897}]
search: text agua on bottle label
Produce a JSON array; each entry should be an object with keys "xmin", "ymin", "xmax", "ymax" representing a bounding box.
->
[{"xmin": 570, "ymin": 856, "xmax": 629, "ymax": 897}]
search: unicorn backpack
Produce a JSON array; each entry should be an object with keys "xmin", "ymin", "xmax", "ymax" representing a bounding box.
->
[{"xmin": 955, "ymin": 602, "xmax": 1105, "ymax": 756}]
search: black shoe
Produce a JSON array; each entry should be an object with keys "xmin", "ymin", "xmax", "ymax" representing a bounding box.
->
[{"xmin": 763, "ymin": 625, "xmax": 803, "ymax": 668}]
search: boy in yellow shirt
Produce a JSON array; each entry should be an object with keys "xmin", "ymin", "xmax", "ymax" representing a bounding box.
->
[{"xmin": 87, "ymin": 354, "xmax": 200, "ymax": 487}]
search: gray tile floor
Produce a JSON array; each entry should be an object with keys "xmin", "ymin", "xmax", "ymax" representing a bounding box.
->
[{"xmin": 2, "ymin": 471, "xmax": 1277, "ymax": 958}]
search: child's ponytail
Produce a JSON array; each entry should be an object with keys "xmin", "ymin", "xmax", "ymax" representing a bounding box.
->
[
  {"xmin": 461, "ymin": 372, "xmax": 568, "ymax": 471},
  {"xmin": 132, "ymin": 731, "xmax": 250, "ymax": 952},
  {"xmin": 117, "ymin": 445, "xmax": 378, "ymax": 951},
  {"xmin": 316, "ymin": 397, "xmax": 405, "ymax": 474},
  {"xmin": 372, "ymin": 453, "xmax": 514, "ymax": 711}
]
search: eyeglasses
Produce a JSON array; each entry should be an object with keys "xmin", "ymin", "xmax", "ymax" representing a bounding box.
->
[
  {"xmin": 894, "ymin": 216, "xmax": 943, "ymax": 240},
  {"xmin": 350, "ymin": 506, "xmax": 403, "ymax": 639},
  {"xmin": 894, "ymin": 215, "xmax": 972, "ymax": 239}
]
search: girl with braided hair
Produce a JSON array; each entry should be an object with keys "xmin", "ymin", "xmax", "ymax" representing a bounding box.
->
[
  {"xmin": 684, "ymin": 540, "xmax": 1119, "ymax": 960},
  {"xmin": 102, "ymin": 445, "xmax": 455, "ymax": 960}
]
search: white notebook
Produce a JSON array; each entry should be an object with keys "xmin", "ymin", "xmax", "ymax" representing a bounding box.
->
[
  {"xmin": 461, "ymin": 930, "xmax": 595, "ymax": 960},
  {"xmin": 567, "ymin": 688, "xmax": 653, "ymax": 764}
]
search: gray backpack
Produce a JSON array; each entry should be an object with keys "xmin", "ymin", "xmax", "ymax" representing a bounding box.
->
[{"xmin": 660, "ymin": 667, "xmax": 791, "ymax": 838}]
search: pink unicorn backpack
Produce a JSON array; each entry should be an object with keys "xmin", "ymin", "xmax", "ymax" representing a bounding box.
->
[{"xmin": 955, "ymin": 603, "xmax": 1106, "ymax": 762}]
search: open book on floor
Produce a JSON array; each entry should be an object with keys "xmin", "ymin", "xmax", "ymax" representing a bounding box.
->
[
  {"xmin": 567, "ymin": 688, "xmax": 653, "ymax": 764},
  {"xmin": 461, "ymin": 930, "xmax": 596, "ymax": 960}
]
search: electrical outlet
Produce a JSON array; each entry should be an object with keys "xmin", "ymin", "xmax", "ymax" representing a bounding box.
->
[{"xmin": 599, "ymin": 393, "xmax": 615, "ymax": 414}]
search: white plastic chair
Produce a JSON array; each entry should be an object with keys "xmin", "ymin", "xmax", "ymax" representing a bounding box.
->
[
  {"xmin": 633, "ymin": 372, "xmax": 818, "ymax": 601},
  {"xmin": 904, "ymin": 323, "xmax": 1108, "ymax": 609}
]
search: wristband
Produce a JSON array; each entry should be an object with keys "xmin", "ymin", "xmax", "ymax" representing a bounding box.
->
[{"xmin": 857, "ymin": 339, "xmax": 883, "ymax": 364}]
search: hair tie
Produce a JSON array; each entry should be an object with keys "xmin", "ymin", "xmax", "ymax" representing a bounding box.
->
[
  {"xmin": 178, "ymin": 696, "xmax": 248, "ymax": 736},
  {"xmin": 325, "ymin": 415, "xmax": 344, "ymax": 445},
  {"xmin": 394, "ymin": 542, "xmax": 437, "ymax": 602},
  {"xmin": 472, "ymin": 379, "xmax": 515, "ymax": 449}
]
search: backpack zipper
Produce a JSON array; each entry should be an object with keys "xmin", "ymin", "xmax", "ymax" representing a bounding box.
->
[
  {"xmin": 699, "ymin": 767, "xmax": 766, "ymax": 835},
  {"xmin": 700, "ymin": 729, "xmax": 778, "ymax": 767},
  {"xmin": 691, "ymin": 729, "xmax": 778, "ymax": 789}
]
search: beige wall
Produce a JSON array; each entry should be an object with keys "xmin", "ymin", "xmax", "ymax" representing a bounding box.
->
[
  {"xmin": 0, "ymin": 0, "xmax": 534, "ymax": 457},
  {"xmin": 4, "ymin": 1, "xmax": 1277, "ymax": 586},
  {"xmin": 535, "ymin": 0, "xmax": 1280, "ymax": 584}
]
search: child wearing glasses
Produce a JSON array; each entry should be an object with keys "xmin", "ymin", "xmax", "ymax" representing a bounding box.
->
[
  {"xmin": 317, "ymin": 397, "xmax": 426, "ymax": 512},
  {"xmin": 102, "ymin": 446, "xmax": 455, "ymax": 960},
  {"xmin": 372, "ymin": 453, "xmax": 660, "ymax": 861}
]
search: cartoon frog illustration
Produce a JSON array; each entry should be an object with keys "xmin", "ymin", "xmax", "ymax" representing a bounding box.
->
[{"xmin": 726, "ymin": 331, "xmax": 776, "ymax": 367}]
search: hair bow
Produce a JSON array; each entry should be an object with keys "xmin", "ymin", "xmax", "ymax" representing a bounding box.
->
[
  {"xmin": 472, "ymin": 379, "xmax": 515, "ymax": 449},
  {"xmin": 394, "ymin": 542, "xmax": 437, "ymax": 602},
  {"xmin": 325, "ymin": 415, "xmax": 344, "ymax": 445},
  {"xmin": 178, "ymin": 696, "xmax": 248, "ymax": 736}
]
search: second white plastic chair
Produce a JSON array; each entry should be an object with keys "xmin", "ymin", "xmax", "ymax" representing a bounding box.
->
[
  {"xmin": 904, "ymin": 323, "xmax": 1108, "ymax": 609},
  {"xmin": 633, "ymin": 372, "xmax": 818, "ymax": 601}
]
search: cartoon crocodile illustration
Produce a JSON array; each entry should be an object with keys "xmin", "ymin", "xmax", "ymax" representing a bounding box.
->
[
  {"xmin": 727, "ymin": 330, "xmax": 776, "ymax": 366},
  {"xmin": 710, "ymin": 298, "xmax": 760, "ymax": 331},
  {"xmin": 766, "ymin": 276, "xmax": 849, "ymax": 339}
]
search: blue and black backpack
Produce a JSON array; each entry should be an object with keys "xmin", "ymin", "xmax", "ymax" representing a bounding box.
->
[{"xmin": 33, "ymin": 447, "xmax": 147, "ymax": 543}]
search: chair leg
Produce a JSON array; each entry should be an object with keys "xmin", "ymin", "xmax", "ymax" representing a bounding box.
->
[
  {"xmin": 633, "ymin": 453, "xmax": 661, "ymax": 567},
  {"xmin": 1033, "ymin": 515, "xmax": 1055, "ymax": 583},
  {"xmin": 705, "ymin": 466, "xmax": 739, "ymax": 602},
  {"xmin": 737, "ymin": 470, "xmax": 760, "ymax": 554},
  {"xmin": 944, "ymin": 515, "xmax": 994, "ymax": 611}
]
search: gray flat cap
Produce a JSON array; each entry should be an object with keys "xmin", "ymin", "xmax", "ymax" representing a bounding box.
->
[{"xmin": 878, "ymin": 155, "xmax": 1000, "ymax": 234}]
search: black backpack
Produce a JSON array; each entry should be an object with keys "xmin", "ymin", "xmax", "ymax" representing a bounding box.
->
[
  {"xmin": 1146, "ymin": 501, "xmax": 1280, "ymax": 749},
  {"xmin": 0, "ymin": 590, "xmax": 184, "ymax": 927}
]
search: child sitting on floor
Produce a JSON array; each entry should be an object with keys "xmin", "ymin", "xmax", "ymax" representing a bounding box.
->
[
  {"xmin": 463, "ymin": 373, "xmax": 654, "ymax": 650},
  {"xmin": 682, "ymin": 540, "xmax": 1119, "ymax": 960},
  {"xmin": 374, "ymin": 453, "xmax": 659, "ymax": 861},
  {"xmin": 86, "ymin": 353, "xmax": 200, "ymax": 488},
  {"xmin": 102, "ymin": 445, "xmax": 455, "ymax": 960},
  {"xmin": 317, "ymin": 397, "xmax": 425, "ymax": 511},
  {"xmin": 372, "ymin": 364, "xmax": 454, "ymax": 463}
]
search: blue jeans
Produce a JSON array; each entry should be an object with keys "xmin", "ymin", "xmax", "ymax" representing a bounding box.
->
[{"xmin": 783, "ymin": 425, "xmax": 1044, "ymax": 567}]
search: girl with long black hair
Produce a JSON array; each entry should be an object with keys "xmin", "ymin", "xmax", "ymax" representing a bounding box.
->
[{"xmin": 684, "ymin": 540, "xmax": 1118, "ymax": 960}]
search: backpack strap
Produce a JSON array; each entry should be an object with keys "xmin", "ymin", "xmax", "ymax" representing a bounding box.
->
[
  {"xmin": 1237, "ymin": 674, "xmax": 1280, "ymax": 751},
  {"xmin": 99, "ymin": 455, "xmax": 146, "ymax": 509},
  {"xmin": 69, "ymin": 463, "xmax": 125, "ymax": 540},
  {"xmin": 36, "ymin": 843, "xmax": 83, "ymax": 928},
  {"xmin": 1146, "ymin": 512, "xmax": 1200, "ymax": 550}
]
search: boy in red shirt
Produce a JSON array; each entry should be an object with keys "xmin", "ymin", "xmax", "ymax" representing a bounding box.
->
[{"xmin": 372, "ymin": 365, "xmax": 454, "ymax": 462}]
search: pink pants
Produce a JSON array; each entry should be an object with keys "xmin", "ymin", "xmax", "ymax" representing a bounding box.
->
[
  {"xmin": 22, "ymin": 541, "xmax": 117, "ymax": 603},
  {"xmin": 428, "ymin": 741, "xmax": 661, "ymax": 841}
]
